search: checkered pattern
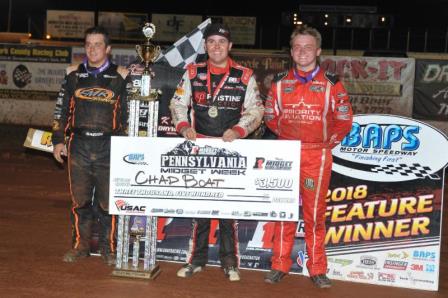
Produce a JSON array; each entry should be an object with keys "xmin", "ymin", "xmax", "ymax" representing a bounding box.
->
[
  {"xmin": 13, "ymin": 65, "xmax": 31, "ymax": 84},
  {"xmin": 371, "ymin": 163, "xmax": 440, "ymax": 180},
  {"xmin": 155, "ymin": 18, "xmax": 211, "ymax": 69}
]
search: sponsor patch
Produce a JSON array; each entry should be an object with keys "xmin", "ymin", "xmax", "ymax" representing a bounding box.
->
[
  {"xmin": 75, "ymin": 87, "xmax": 115, "ymax": 103},
  {"xmin": 309, "ymin": 85, "xmax": 325, "ymax": 92},
  {"xmin": 284, "ymin": 87, "xmax": 293, "ymax": 93},
  {"xmin": 52, "ymin": 120, "xmax": 60, "ymax": 130},
  {"xmin": 175, "ymin": 87, "xmax": 185, "ymax": 96},
  {"xmin": 336, "ymin": 115, "xmax": 352, "ymax": 120},
  {"xmin": 337, "ymin": 104, "xmax": 350, "ymax": 113},
  {"xmin": 228, "ymin": 77, "xmax": 240, "ymax": 83},
  {"xmin": 304, "ymin": 178, "xmax": 315, "ymax": 190}
]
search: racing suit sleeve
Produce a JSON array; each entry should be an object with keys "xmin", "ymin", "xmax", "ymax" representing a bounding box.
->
[
  {"xmin": 232, "ymin": 75, "xmax": 264, "ymax": 138},
  {"xmin": 328, "ymin": 81, "xmax": 353, "ymax": 148},
  {"xmin": 169, "ymin": 70, "xmax": 192, "ymax": 134},
  {"xmin": 263, "ymin": 79, "xmax": 281, "ymax": 136},
  {"xmin": 52, "ymin": 65, "xmax": 78, "ymax": 145},
  {"xmin": 117, "ymin": 66, "xmax": 130, "ymax": 135}
]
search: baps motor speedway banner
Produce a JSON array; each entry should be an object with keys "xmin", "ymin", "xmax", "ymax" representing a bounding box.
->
[
  {"xmin": 137, "ymin": 115, "xmax": 447, "ymax": 291},
  {"xmin": 109, "ymin": 137, "xmax": 300, "ymax": 221},
  {"xmin": 323, "ymin": 114, "xmax": 447, "ymax": 291}
]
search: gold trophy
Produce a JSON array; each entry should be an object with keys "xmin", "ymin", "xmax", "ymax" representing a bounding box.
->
[
  {"xmin": 135, "ymin": 22, "xmax": 161, "ymax": 101},
  {"xmin": 112, "ymin": 23, "xmax": 161, "ymax": 280}
]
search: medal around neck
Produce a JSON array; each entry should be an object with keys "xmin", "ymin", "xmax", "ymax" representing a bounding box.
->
[{"xmin": 208, "ymin": 106, "xmax": 219, "ymax": 118}]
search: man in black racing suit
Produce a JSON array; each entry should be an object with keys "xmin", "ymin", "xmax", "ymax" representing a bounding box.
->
[{"xmin": 52, "ymin": 26, "xmax": 129, "ymax": 265}]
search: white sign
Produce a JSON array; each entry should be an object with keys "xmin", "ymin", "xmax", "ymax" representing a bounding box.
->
[
  {"xmin": 23, "ymin": 129, "xmax": 53, "ymax": 153},
  {"xmin": 109, "ymin": 137, "xmax": 300, "ymax": 220},
  {"xmin": 47, "ymin": 10, "xmax": 95, "ymax": 39}
]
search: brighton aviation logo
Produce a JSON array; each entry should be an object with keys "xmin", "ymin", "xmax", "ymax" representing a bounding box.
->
[{"xmin": 333, "ymin": 115, "xmax": 448, "ymax": 182}]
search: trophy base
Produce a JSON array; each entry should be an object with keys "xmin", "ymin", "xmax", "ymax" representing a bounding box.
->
[{"xmin": 112, "ymin": 264, "xmax": 161, "ymax": 280}]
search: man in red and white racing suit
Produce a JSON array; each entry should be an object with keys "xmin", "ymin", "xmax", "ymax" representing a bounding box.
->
[
  {"xmin": 263, "ymin": 25, "xmax": 353, "ymax": 288},
  {"xmin": 170, "ymin": 23, "xmax": 264, "ymax": 282}
]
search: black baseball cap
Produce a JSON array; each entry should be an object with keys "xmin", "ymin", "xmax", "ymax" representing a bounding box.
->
[{"xmin": 204, "ymin": 23, "xmax": 231, "ymax": 41}]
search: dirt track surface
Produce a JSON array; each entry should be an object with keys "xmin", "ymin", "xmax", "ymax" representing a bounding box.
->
[{"xmin": 1, "ymin": 125, "xmax": 447, "ymax": 298}]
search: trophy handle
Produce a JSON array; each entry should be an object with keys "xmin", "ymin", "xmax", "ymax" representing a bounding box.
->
[{"xmin": 136, "ymin": 45, "xmax": 143, "ymax": 62}]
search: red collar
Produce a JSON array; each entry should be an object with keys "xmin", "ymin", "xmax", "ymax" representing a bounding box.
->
[{"xmin": 209, "ymin": 59, "xmax": 230, "ymax": 74}]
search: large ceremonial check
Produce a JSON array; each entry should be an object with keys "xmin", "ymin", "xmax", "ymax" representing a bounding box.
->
[{"xmin": 109, "ymin": 137, "xmax": 300, "ymax": 221}]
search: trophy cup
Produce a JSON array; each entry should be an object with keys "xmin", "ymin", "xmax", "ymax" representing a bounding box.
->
[
  {"xmin": 127, "ymin": 22, "xmax": 162, "ymax": 137},
  {"xmin": 112, "ymin": 23, "xmax": 161, "ymax": 280}
]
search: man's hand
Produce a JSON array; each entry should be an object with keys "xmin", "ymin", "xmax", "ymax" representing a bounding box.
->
[
  {"xmin": 53, "ymin": 143, "xmax": 67, "ymax": 163},
  {"xmin": 222, "ymin": 129, "xmax": 241, "ymax": 142},
  {"xmin": 180, "ymin": 127, "xmax": 197, "ymax": 141}
]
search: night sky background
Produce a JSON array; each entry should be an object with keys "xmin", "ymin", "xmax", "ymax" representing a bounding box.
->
[{"xmin": 1, "ymin": 0, "xmax": 448, "ymax": 51}]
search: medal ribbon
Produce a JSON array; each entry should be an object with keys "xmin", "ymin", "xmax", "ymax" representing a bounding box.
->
[
  {"xmin": 207, "ymin": 61, "xmax": 230, "ymax": 104},
  {"xmin": 83, "ymin": 57, "xmax": 111, "ymax": 76},
  {"xmin": 293, "ymin": 65, "xmax": 320, "ymax": 84}
]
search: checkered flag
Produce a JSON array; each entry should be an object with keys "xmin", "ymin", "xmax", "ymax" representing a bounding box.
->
[
  {"xmin": 371, "ymin": 163, "xmax": 440, "ymax": 180},
  {"xmin": 155, "ymin": 18, "xmax": 211, "ymax": 69}
]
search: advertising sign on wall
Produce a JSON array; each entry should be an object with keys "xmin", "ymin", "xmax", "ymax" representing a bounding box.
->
[
  {"xmin": 321, "ymin": 56, "xmax": 415, "ymax": 117},
  {"xmin": 413, "ymin": 59, "xmax": 448, "ymax": 121},
  {"xmin": 0, "ymin": 44, "xmax": 71, "ymax": 100},
  {"xmin": 46, "ymin": 10, "xmax": 95, "ymax": 39},
  {"xmin": 99, "ymin": 12, "xmax": 149, "ymax": 41},
  {"xmin": 151, "ymin": 14, "xmax": 203, "ymax": 42},
  {"xmin": 209, "ymin": 16, "xmax": 257, "ymax": 45}
]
